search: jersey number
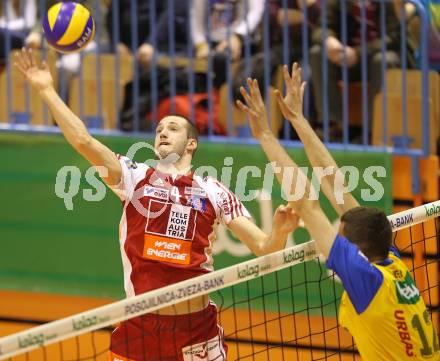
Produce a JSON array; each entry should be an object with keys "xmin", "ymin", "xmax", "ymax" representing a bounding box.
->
[
  {"xmin": 171, "ymin": 186, "xmax": 181, "ymax": 202},
  {"xmin": 411, "ymin": 310, "xmax": 440, "ymax": 356}
]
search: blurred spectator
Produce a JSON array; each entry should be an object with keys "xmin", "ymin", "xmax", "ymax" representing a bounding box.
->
[
  {"xmin": 407, "ymin": 0, "xmax": 440, "ymax": 70},
  {"xmin": 267, "ymin": 0, "xmax": 320, "ymax": 137},
  {"xmin": 309, "ymin": 0, "xmax": 416, "ymax": 138},
  {"xmin": 269, "ymin": 0, "xmax": 320, "ymax": 64},
  {"xmin": 228, "ymin": 0, "xmax": 319, "ymax": 139},
  {"xmin": 119, "ymin": 0, "xmax": 208, "ymax": 132},
  {"xmin": 0, "ymin": 0, "xmax": 36, "ymax": 64},
  {"xmin": 426, "ymin": 0, "xmax": 440, "ymax": 68},
  {"xmin": 106, "ymin": 0, "xmax": 168, "ymax": 68},
  {"xmin": 191, "ymin": 0, "xmax": 264, "ymax": 88}
]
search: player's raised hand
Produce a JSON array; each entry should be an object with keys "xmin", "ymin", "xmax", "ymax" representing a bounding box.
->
[
  {"xmin": 273, "ymin": 205, "xmax": 300, "ymax": 235},
  {"xmin": 14, "ymin": 48, "xmax": 54, "ymax": 92},
  {"xmin": 236, "ymin": 78, "xmax": 271, "ymax": 139},
  {"xmin": 274, "ymin": 62, "xmax": 306, "ymax": 127}
]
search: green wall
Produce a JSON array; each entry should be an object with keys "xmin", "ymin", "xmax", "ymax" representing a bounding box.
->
[{"xmin": 0, "ymin": 132, "xmax": 392, "ymax": 312}]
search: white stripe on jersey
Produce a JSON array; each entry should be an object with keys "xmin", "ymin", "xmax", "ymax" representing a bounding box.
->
[
  {"xmin": 213, "ymin": 180, "xmax": 237, "ymax": 218},
  {"xmin": 193, "ymin": 175, "xmax": 250, "ymax": 224},
  {"xmin": 213, "ymin": 180, "xmax": 245, "ymax": 219},
  {"xmin": 114, "ymin": 155, "xmax": 149, "ymax": 297},
  {"xmin": 110, "ymin": 155, "xmax": 149, "ymax": 202},
  {"xmin": 119, "ymin": 202, "xmax": 135, "ymax": 298}
]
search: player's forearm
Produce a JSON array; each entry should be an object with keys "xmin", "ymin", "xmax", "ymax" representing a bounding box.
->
[
  {"xmin": 258, "ymin": 131, "xmax": 306, "ymax": 202},
  {"xmin": 292, "ymin": 116, "xmax": 359, "ymax": 215},
  {"xmin": 297, "ymin": 202, "xmax": 336, "ymax": 259},
  {"xmin": 39, "ymin": 86, "xmax": 93, "ymax": 150},
  {"xmin": 262, "ymin": 229, "xmax": 289, "ymax": 255}
]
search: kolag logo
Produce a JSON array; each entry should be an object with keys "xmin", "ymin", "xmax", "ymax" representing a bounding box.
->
[{"xmin": 425, "ymin": 203, "xmax": 440, "ymax": 217}]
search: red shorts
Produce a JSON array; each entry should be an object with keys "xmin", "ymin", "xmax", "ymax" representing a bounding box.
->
[{"xmin": 108, "ymin": 302, "xmax": 227, "ymax": 361}]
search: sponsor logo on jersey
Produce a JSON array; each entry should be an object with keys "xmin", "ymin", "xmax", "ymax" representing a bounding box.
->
[
  {"xmin": 182, "ymin": 336, "xmax": 224, "ymax": 361},
  {"xmin": 124, "ymin": 158, "xmax": 137, "ymax": 169},
  {"xmin": 145, "ymin": 201, "xmax": 197, "ymax": 241},
  {"xmin": 151, "ymin": 177, "xmax": 165, "ymax": 187},
  {"xmin": 395, "ymin": 272, "xmax": 420, "ymax": 304},
  {"xmin": 194, "ymin": 345, "xmax": 208, "ymax": 359},
  {"xmin": 393, "ymin": 269, "xmax": 404, "ymax": 279},
  {"xmin": 143, "ymin": 234, "xmax": 191, "ymax": 265},
  {"xmin": 188, "ymin": 196, "xmax": 207, "ymax": 213},
  {"xmin": 143, "ymin": 201, "xmax": 197, "ymax": 266},
  {"xmin": 144, "ymin": 186, "xmax": 169, "ymax": 201},
  {"xmin": 185, "ymin": 186, "xmax": 207, "ymax": 197},
  {"xmin": 166, "ymin": 204, "xmax": 191, "ymax": 239}
]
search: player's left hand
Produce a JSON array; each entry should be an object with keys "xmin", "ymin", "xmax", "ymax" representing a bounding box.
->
[
  {"xmin": 273, "ymin": 204, "xmax": 300, "ymax": 235},
  {"xmin": 236, "ymin": 78, "xmax": 271, "ymax": 140}
]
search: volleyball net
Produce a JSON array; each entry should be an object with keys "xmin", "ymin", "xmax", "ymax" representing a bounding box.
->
[{"xmin": 0, "ymin": 201, "xmax": 439, "ymax": 361}]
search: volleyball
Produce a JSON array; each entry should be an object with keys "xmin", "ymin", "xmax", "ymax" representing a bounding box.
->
[{"xmin": 42, "ymin": 2, "xmax": 95, "ymax": 54}]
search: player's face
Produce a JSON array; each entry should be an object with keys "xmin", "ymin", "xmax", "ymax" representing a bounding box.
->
[{"xmin": 154, "ymin": 116, "xmax": 191, "ymax": 160}]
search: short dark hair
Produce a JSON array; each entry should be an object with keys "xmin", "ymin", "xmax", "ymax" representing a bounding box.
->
[{"xmin": 341, "ymin": 206, "xmax": 392, "ymax": 261}]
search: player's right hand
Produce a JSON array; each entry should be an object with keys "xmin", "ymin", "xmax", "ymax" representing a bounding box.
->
[
  {"xmin": 235, "ymin": 78, "xmax": 271, "ymax": 140},
  {"xmin": 273, "ymin": 205, "xmax": 300, "ymax": 235},
  {"xmin": 14, "ymin": 48, "xmax": 54, "ymax": 93}
]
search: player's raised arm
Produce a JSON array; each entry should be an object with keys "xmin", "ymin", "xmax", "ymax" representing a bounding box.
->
[
  {"xmin": 236, "ymin": 78, "xmax": 310, "ymax": 200},
  {"xmin": 274, "ymin": 63, "xmax": 359, "ymax": 216},
  {"xmin": 14, "ymin": 48, "xmax": 121, "ymax": 186},
  {"xmin": 236, "ymin": 78, "xmax": 337, "ymax": 258}
]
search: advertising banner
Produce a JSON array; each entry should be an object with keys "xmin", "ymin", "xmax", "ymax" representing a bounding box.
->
[{"xmin": 0, "ymin": 133, "xmax": 392, "ymax": 313}]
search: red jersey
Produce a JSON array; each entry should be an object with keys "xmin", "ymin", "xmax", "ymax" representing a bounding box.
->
[{"xmin": 111, "ymin": 155, "xmax": 251, "ymax": 297}]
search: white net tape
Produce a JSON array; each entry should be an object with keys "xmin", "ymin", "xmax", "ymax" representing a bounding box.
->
[{"xmin": 0, "ymin": 200, "xmax": 439, "ymax": 360}]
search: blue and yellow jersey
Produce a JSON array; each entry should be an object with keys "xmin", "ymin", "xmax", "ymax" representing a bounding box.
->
[{"xmin": 327, "ymin": 235, "xmax": 440, "ymax": 361}]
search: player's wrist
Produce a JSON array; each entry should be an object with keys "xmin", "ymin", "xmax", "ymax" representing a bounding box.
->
[
  {"xmin": 258, "ymin": 129, "xmax": 274, "ymax": 141},
  {"xmin": 287, "ymin": 113, "xmax": 305, "ymax": 126},
  {"xmin": 274, "ymin": 224, "xmax": 291, "ymax": 236},
  {"xmin": 38, "ymin": 85, "xmax": 56, "ymax": 100},
  {"xmin": 256, "ymin": 130, "xmax": 277, "ymax": 146}
]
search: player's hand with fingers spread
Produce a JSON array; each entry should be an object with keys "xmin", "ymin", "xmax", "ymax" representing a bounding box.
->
[
  {"xmin": 273, "ymin": 205, "xmax": 300, "ymax": 235},
  {"xmin": 236, "ymin": 78, "xmax": 271, "ymax": 140},
  {"xmin": 274, "ymin": 62, "xmax": 307, "ymax": 128},
  {"xmin": 14, "ymin": 48, "xmax": 54, "ymax": 93}
]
